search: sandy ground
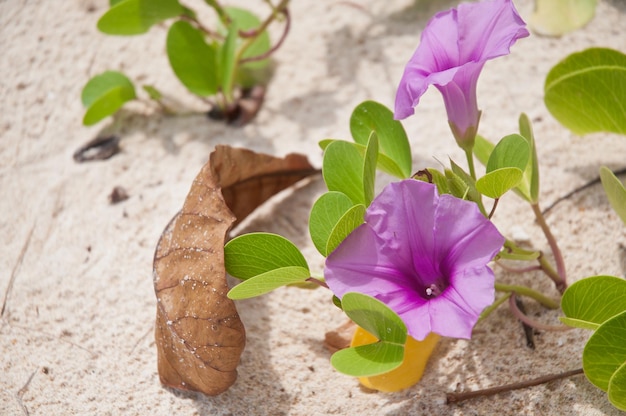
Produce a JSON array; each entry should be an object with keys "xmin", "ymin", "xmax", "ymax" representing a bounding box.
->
[{"xmin": 2, "ymin": 0, "xmax": 626, "ymax": 414}]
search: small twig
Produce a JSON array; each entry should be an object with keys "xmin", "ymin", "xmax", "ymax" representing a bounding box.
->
[
  {"xmin": 239, "ymin": 9, "xmax": 291, "ymax": 64},
  {"xmin": 508, "ymin": 293, "xmax": 570, "ymax": 332},
  {"xmin": 542, "ymin": 167, "xmax": 626, "ymax": 216},
  {"xmin": 446, "ymin": 368, "xmax": 584, "ymax": 404},
  {"xmin": 16, "ymin": 368, "xmax": 38, "ymax": 415},
  {"xmin": 2, "ymin": 225, "xmax": 35, "ymax": 318},
  {"xmin": 514, "ymin": 295, "xmax": 535, "ymax": 349},
  {"xmin": 130, "ymin": 325, "xmax": 154, "ymax": 355}
]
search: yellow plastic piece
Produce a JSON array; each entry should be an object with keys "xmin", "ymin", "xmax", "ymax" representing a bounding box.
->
[{"xmin": 351, "ymin": 326, "xmax": 440, "ymax": 392}]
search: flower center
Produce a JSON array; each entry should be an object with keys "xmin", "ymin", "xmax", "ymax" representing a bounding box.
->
[{"xmin": 424, "ymin": 279, "xmax": 447, "ymax": 298}]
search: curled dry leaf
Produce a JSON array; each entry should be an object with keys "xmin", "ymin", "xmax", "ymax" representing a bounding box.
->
[{"xmin": 153, "ymin": 145, "xmax": 317, "ymax": 396}]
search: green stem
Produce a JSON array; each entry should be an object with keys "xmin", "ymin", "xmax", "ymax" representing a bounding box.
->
[
  {"xmin": 494, "ymin": 283, "xmax": 559, "ymax": 309},
  {"xmin": 531, "ymin": 203, "xmax": 567, "ymax": 293},
  {"xmin": 478, "ymin": 292, "xmax": 511, "ymax": 323},
  {"xmin": 464, "ymin": 147, "xmax": 476, "ymax": 181}
]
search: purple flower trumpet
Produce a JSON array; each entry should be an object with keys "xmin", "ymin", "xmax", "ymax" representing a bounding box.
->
[
  {"xmin": 325, "ymin": 180, "xmax": 505, "ymax": 341},
  {"xmin": 394, "ymin": 0, "xmax": 529, "ymax": 150}
]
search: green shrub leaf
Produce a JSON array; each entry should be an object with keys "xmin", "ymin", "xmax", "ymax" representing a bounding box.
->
[
  {"xmin": 476, "ymin": 168, "xmax": 524, "ymax": 199},
  {"xmin": 583, "ymin": 310, "xmax": 626, "ymax": 391},
  {"xmin": 530, "ymin": 0, "xmax": 597, "ymax": 36},
  {"xmin": 600, "ymin": 167, "xmax": 626, "ymax": 225},
  {"xmin": 323, "ymin": 141, "xmax": 365, "ymax": 205},
  {"xmin": 326, "ymin": 204, "xmax": 365, "ymax": 255},
  {"xmin": 330, "ymin": 292, "xmax": 407, "ymax": 377},
  {"xmin": 166, "ymin": 21, "xmax": 218, "ymax": 96},
  {"xmin": 81, "ymin": 71, "xmax": 136, "ymax": 125},
  {"xmin": 227, "ymin": 266, "xmax": 310, "ymax": 299},
  {"xmin": 608, "ymin": 362, "xmax": 626, "ymax": 411},
  {"xmin": 309, "ymin": 192, "xmax": 356, "ymax": 256},
  {"xmin": 224, "ymin": 233, "xmax": 308, "ymax": 280},
  {"xmin": 561, "ymin": 275, "xmax": 626, "ymax": 330},
  {"xmin": 97, "ymin": 0, "xmax": 185, "ymax": 35},
  {"xmin": 545, "ymin": 47, "xmax": 626, "ymax": 135}
]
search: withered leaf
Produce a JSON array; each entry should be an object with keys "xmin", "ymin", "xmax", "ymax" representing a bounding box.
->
[{"xmin": 153, "ymin": 145, "xmax": 317, "ymax": 395}]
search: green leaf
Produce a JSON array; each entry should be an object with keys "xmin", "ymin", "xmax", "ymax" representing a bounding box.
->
[
  {"xmin": 219, "ymin": 20, "xmax": 238, "ymax": 101},
  {"xmin": 561, "ymin": 275, "xmax": 626, "ymax": 328},
  {"xmin": 309, "ymin": 192, "xmax": 355, "ymax": 256},
  {"xmin": 225, "ymin": 7, "xmax": 270, "ymax": 70},
  {"xmin": 350, "ymin": 101, "xmax": 412, "ymax": 178},
  {"xmin": 477, "ymin": 134, "xmax": 529, "ymax": 199},
  {"xmin": 97, "ymin": 0, "xmax": 185, "ymax": 35},
  {"xmin": 81, "ymin": 71, "xmax": 136, "ymax": 125},
  {"xmin": 583, "ymin": 310, "xmax": 626, "ymax": 391},
  {"xmin": 330, "ymin": 292, "xmax": 407, "ymax": 377},
  {"xmin": 224, "ymin": 232, "xmax": 308, "ymax": 280},
  {"xmin": 544, "ymin": 47, "xmax": 626, "ymax": 136},
  {"xmin": 142, "ymin": 84, "xmax": 162, "ymax": 101},
  {"xmin": 518, "ymin": 113, "xmax": 540, "ymax": 203},
  {"xmin": 227, "ymin": 266, "xmax": 310, "ymax": 299},
  {"xmin": 600, "ymin": 167, "xmax": 626, "ymax": 225},
  {"xmin": 363, "ymin": 132, "xmax": 378, "ymax": 207},
  {"xmin": 319, "ymin": 139, "xmax": 406, "ymax": 178},
  {"xmin": 166, "ymin": 21, "xmax": 218, "ymax": 96},
  {"xmin": 341, "ymin": 292, "xmax": 406, "ymax": 344},
  {"xmin": 473, "ymin": 135, "xmax": 494, "ymax": 167},
  {"xmin": 485, "ymin": 134, "xmax": 530, "ymax": 173},
  {"xmin": 609, "ymin": 361, "xmax": 626, "ymax": 411},
  {"xmin": 326, "ymin": 204, "xmax": 366, "ymax": 255},
  {"xmin": 330, "ymin": 341, "xmax": 405, "ymax": 377},
  {"xmin": 530, "ymin": 0, "xmax": 597, "ymax": 36},
  {"xmin": 476, "ymin": 168, "xmax": 524, "ymax": 199},
  {"xmin": 323, "ymin": 140, "xmax": 366, "ymax": 205},
  {"xmin": 449, "ymin": 159, "xmax": 483, "ymax": 210}
]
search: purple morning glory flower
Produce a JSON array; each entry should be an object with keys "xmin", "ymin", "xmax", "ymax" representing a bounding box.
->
[
  {"xmin": 325, "ymin": 180, "xmax": 505, "ymax": 341},
  {"xmin": 394, "ymin": 0, "xmax": 529, "ymax": 149}
]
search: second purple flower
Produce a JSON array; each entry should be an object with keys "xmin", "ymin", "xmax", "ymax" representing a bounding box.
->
[{"xmin": 394, "ymin": 0, "xmax": 529, "ymax": 150}]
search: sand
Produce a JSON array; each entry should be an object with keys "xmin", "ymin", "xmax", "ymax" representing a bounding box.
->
[{"xmin": 2, "ymin": 0, "xmax": 626, "ymax": 414}]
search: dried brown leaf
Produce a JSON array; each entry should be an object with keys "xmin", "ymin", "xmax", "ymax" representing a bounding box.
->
[{"xmin": 153, "ymin": 145, "xmax": 317, "ymax": 396}]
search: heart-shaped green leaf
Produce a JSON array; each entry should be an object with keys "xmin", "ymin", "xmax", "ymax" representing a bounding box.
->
[
  {"xmin": 97, "ymin": 0, "xmax": 185, "ymax": 35},
  {"xmin": 476, "ymin": 168, "xmax": 524, "ymax": 199},
  {"xmin": 341, "ymin": 292, "xmax": 406, "ymax": 344},
  {"xmin": 486, "ymin": 134, "xmax": 530, "ymax": 173},
  {"xmin": 330, "ymin": 292, "xmax": 407, "ymax": 377},
  {"xmin": 227, "ymin": 266, "xmax": 310, "ymax": 299},
  {"xmin": 309, "ymin": 192, "xmax": 355, "ymax": 256},
  {"xmin": 350, "ymin": 101, "xmax": 412, "ymax": 178},
  {"xmin": 81, "ymin": 71, "xmax": 136, "ymax": 125},
  {"xmin": 583, "ymin": 310, "xmax": 626, "ymax": 391},
  {"xmin": 561, "ymin": 275, "xmax": 626, "ymax": 330},
  {"xmin": 166, "ymin": 21, "xmax": 218, "ymax": 96},
  {"xmin": 600, "ymin": 167, "xmax": 626, "ymax": 225},
  {"xmin": 323, "ymin": 140, "xmax": 365, "ymax": 205},
  {"xmin": 545, "ymin": 47, "xmax": 626, "ymax": 136},
  {"xmin": 224, "ymin": 232, "xmax": 308, "ymax": 280}
]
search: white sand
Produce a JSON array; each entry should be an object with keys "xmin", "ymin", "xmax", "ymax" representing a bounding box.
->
[{"xmin": 2, "ymin": 0, "xmax": 626, "ymax": 414}]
